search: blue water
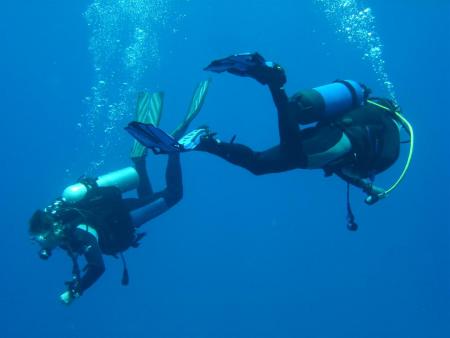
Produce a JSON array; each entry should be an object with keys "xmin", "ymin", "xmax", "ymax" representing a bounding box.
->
[{"xmin": 1, "ymin": 1, "xmax": 449, "ymax": 337}]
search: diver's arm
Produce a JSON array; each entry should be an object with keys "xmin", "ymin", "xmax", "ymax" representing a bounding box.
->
[
  {"xmin": 70, "ymin": 229, "xmax": 105, "ymax": 295},
  {"xmin": 335, "ymin": 171, "xmax": 384, "ymax": 198},
  {"xmin": 335, "ymin": 170, "xmax": 371, "ymax": 190},
  {"xmin": 60, "ymin": 229, "xmax": 105, "ymax": 305}
]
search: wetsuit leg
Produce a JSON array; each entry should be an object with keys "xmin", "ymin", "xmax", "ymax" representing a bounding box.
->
[
  {"xmin": 268, "ymin": 84, "xmax": 302, "ymax": 155},
  {"xmin": 163, "ymin": 153, "xmax": 183, "ymax": 207},
  {"xmin": 200, "ymin": 137, "xmax": 301, "ymax": 175},
  {"xmin": 198, "ymin": 83, "xmax": 305, "ymax": 175},
  {"xmin": 298, "ymin": 125, "xmax": 351, "ymax": 168},
  {"xmin": 199, "ymin": 82, "xmax": 348, "ymax": 173},
  {"xmin": 124, "ymin": 154, "xmax": 183, "ymax": 227},
  {"xmin": 264, "ymin": 85, "xmax": 351, "ymax": 168},
  {"xmin": 133, "ymin": 157, "xmax": 154, "ymax": 199}
]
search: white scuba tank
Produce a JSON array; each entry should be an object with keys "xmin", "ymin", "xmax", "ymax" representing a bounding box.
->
[{"xmin": 62, "ymin": 167, "xmax": 140, "ymax": 203}]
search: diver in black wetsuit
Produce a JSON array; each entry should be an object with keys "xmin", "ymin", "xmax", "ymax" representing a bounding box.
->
[
  {"xmin": 29, "ymin": 81, "xmax": 210, "ymax": 305},
  {"xmin": 126, "ymin": 53, "xmax": 413, "ymax": 228},
  {"xmin": 195, "ymin": 53, "xmax": 405, "ymax": 201}
]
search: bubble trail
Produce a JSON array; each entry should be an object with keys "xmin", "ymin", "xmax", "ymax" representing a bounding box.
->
[
  {"xmin": 315, "ymin": 0, "xmax": 397, "ymax": 102},
  {"xmin": 82, "ymin": 0, "xmax": 172, "ymax": 169}
]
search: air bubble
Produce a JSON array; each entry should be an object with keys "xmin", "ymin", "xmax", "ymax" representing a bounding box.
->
[
  {"xmin": 314, "ymin": 0, "xmax": 397, "ymax": 102},
  {"xmin": 82, "ymin": 0, "xmax": 177, "ymax": 170}
]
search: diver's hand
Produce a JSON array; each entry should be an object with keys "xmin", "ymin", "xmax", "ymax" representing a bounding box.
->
[
  {"xmin": 59, "ymin": 290, "xmax": 75, "ymax": 305},
  {"xmin": 59, "ymin": 287, "xmax": 82, "ymax": 305},
  {"xmin": 60, "ymin": 278, "xmax": 81, "ymax": 305}
]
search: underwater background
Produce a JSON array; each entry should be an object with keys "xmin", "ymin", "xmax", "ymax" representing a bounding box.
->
[{"xmin": 0, "ymin": 0, "xmax": 449, "ymax": 337}]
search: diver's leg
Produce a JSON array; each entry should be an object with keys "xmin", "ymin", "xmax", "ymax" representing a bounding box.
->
[
  {"xmin": 297, "ymin": 125, "xmax": 352, "ymax": 169},
  {"xmin": 163, "ymin": 153, "xmax": 183, "ymax": 207},
  {"xmin": 268, "ymin": 84, "xmax": 302, "ymax": 155},
  {"xmin": 199, "ymin": 139, "xmax": 300, "ymax": 175},
  {"xmin": 132, "ymin": 157, "xmax": 154, "ymax": 200},
  {"xmin": 125, "ymin": 153, "xmax": 182, "ymax": 227}
]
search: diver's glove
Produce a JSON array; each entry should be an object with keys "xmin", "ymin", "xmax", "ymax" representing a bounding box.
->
[{"xmin": 59, "ymin": 277, "xmax": 82, "ymax": 305}]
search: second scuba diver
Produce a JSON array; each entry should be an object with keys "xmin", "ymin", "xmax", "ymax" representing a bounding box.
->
[
  {"xmin": 28, "ymin": 80, "xmax": 210, "ymax": 304},
  {"xmin": 126, "ymin": 53, "xmax": 413, "ymax": 230}
]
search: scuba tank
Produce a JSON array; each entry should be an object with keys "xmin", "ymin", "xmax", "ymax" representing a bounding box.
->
[
  {"xmin": 62, "ymin": 167, "xmax": 140, "ymax": 203},
  {"xmin": 290, "ymin": 80, "xmax": 368, "ymax": 125}
]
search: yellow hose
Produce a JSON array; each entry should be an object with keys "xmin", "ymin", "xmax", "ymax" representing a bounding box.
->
[{"xmin": 366, "ymin": 100, "xmax": 414, "ymax": 199}]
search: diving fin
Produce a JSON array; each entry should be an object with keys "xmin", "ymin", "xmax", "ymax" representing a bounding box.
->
[
  {"xmin": 204, "ymin": 52, "xmax": 267, "ymax": 75},
  {"xmin": 204, "ymin": 52, "xmax": 286, "ymax": 86},
  {"xmin": 126, "ymin": 122, "xmax": 209, "ymax": 154},
  {"xmin": 177, "ymin": 128, "xmax": 208, "ymax": 151},
  {"xmin": 171, "ymin": 79, "xmax": 211, "ymax": 140},
  {"xmin": 130, "ymin": 92, "xmax": 164, "ymax": 158},
  {"xmin": 126, "ymin": 122, "xmax": 181, "ymax": 154}
]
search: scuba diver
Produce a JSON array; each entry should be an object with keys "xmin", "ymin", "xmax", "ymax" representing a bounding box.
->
[
  {"xmin": 126, "ymin": 53, "xmax": 413, "ymax": 230},
  {"xmin": 29, "ymin": 80, "xmax": 211, "ymax": 305}
]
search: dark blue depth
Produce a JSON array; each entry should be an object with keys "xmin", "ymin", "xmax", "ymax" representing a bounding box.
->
[{"xmin": 0, "ymin": 1, "xmax": 449, "ymax": 338}]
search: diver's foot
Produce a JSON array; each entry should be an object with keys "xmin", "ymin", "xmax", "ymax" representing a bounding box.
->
[
  {"xmin": 205, "ymin": 52, "xmax": 286, "ymax": 87},
  {"xmin": 249, "ymin": 62, "xmax": 286, "ymax": 87},
  {"xmin": 197, "ymin": 127, "xmax": 221, "ymax": 151},
  {"xmin": 178, "ymin": 127, "xmax": 211, "ymax": 151}
]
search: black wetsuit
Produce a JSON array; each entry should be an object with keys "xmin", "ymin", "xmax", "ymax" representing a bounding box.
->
[
  {"xmin": 63, "ymin": 154, "xmax": 182, "ymax": 295},
  {"xmin": 199, "ymin": 83, "xmax": 400, "ymax": 182}
]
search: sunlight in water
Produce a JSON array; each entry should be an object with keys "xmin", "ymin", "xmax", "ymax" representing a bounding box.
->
[
  {"xmin": 314, "ymin": 0, "xmax": 397, "ymax": 102},
  {"xmin": 83, "ymin": 0, "xmax": 172, "ymax": 169}
]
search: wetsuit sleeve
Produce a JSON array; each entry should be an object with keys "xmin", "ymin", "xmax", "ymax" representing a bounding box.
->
[
  {"xmin": 71, "ymin": 228, "xmax": 105, "ymax": 294},
  {"xmin": 335, "ymin": 170, "xmax": 370, "ymax": 190},
  {"xmin": 335, "ymin": 170, "xmax": 386, "ymax": 198}
]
